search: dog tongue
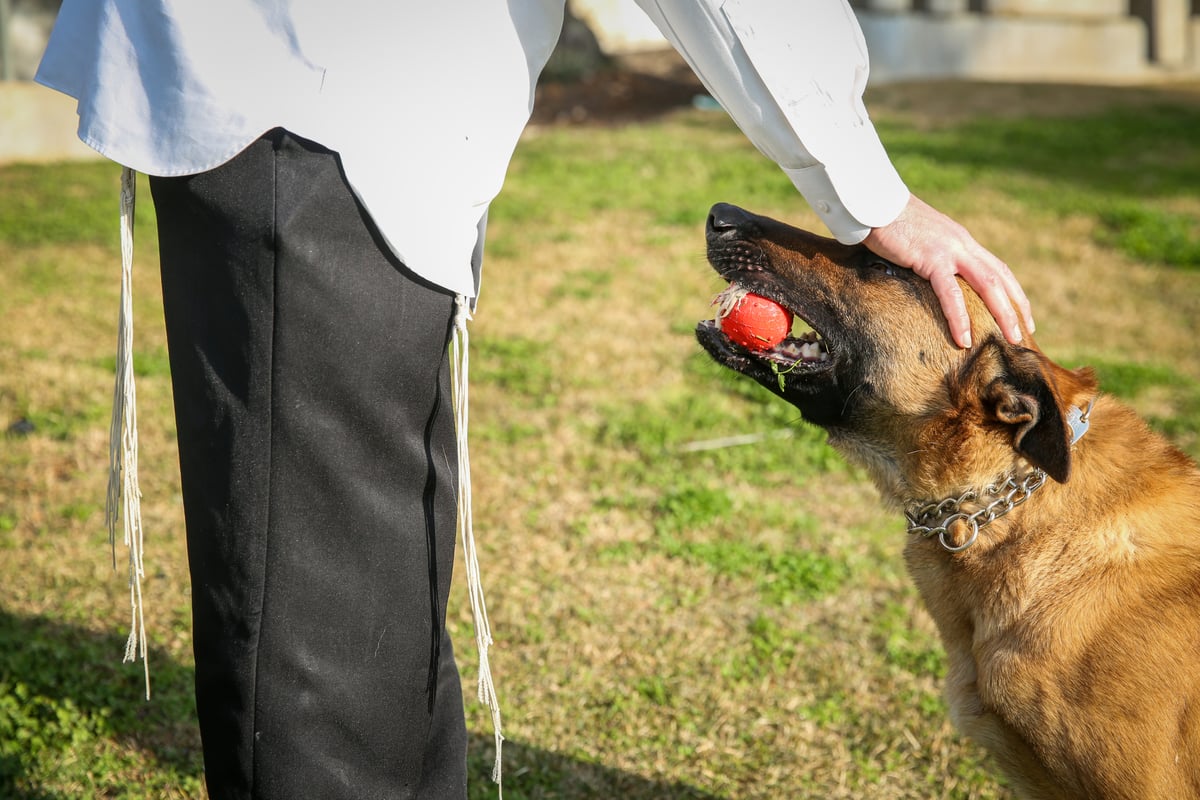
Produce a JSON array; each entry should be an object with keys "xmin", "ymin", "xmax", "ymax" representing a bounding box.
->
[{"xmin": 713, "ymin": 289, "xmax": 792, "ymax": 351}]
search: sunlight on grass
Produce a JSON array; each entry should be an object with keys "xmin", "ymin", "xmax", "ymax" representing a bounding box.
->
[
  {"xmin": 0, "ymin": 161, "xmax": 124, "ymax": 249},
  {"xmin": 1097, "ymin": 204, "xmax": 1200, "ymax": 268},
  {"xmin": 880, "ymin": 104, "xmax": 1200, "ymax": 269},
  {"xmin": 4, "ymin": 81, "xmax": 1200, "ymax": 800}
]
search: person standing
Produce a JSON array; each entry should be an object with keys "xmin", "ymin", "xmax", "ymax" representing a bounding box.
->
[{"xmin": 36, "ymin": 2, "xmax": 1032, "ymax": 798}]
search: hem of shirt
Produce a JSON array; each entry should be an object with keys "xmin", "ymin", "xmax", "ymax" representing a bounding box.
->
[
  {"xmin": 76, "ymin": 127, "xmax": 279, "ymax": 178},
  {"xmin": 33, "ymin": 73, "xmax": 261, "ymax": 177}
]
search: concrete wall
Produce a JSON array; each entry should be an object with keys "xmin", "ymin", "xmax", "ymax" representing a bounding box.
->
[
  {"xmin": 855, "ymin": 0, "xmax": 1200, "ymax": 82},
  {"xmin": 858, "ymin": 10, "xmax": 1151, "ymax": 83},
  {"xmin": 0, "ymin": 0, "xmax": 60, "ymax": 80},
  {"xmin": 575, "ymin": 0, "xmax": 1200, "ymax": 83},
  {"xmin": 0, "ymin": 80, "xmax": 96, "ymax": 163}
]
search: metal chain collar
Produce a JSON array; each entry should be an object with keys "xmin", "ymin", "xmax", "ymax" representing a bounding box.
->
[
  {"xmin": 904, "ymin": 469, "xmax": 1048, "ymax": 552},
  {"xmin": 903, "ymin": 401, "xmax": 1092, "ymax": 553}
]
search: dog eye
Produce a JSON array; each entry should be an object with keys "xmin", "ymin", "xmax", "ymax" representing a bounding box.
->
[{"xmin": 869, "ymin": 260, "xmax": 901, "ymax": 277}]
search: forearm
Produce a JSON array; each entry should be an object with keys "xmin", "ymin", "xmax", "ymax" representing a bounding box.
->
[{"xmin": 635, "ymin": 0, "xmax": 909, "ymax": 242}]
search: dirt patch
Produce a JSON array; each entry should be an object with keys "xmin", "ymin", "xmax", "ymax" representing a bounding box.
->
[
  {"xmin": 532, "ymin": 50, "xmax": 706, "ymax": 126},
  {"xmin": 533, "ymin": 49, "xmax": 1200, "ymax": 128}
]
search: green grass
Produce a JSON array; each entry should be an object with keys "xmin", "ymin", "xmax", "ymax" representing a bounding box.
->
[
  {"xmin": 469, "ymin": 336, "xmax": 560, "ymax": 408},
  {"xmin": 497, "ymin": 115, "xmax": 797, "ymax": 229},
  {"xmin": 3, "ymin": 81, "xmax": 1200, "ymax": 799},
  {"xmin": 0, "ymin": 161, "xmax": 126, "ymax": 249},
  {"xmin": 658, "ymin": 534, "xmax": 850, "ymax": 607},
  {"xmin": 1097, "ymin": 204, "xmax": 1200, "ymax": 268},
  {"xmin": 0, "ymin": 612, "xmax": 203, "ymax": 799},
  {"xmin": 880, "ymin": 104, "xmax": 1200, "ymax": 269}
]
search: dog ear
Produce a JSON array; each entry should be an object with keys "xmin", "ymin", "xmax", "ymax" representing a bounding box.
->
[
  {"xmin": 984, "ymin": 348, "xmax": 1079, "ymax": 484},
  {"xmin": 988, "ymin": 382, "xmax": 1071, "ymax": 483}
]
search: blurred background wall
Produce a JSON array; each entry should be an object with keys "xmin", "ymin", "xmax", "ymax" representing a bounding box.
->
[
  {"xmin": 3, "ymin": 0, "xmax": 1199, "ymax": 164},
  {"xmin": 572, "ymin": 0, "xmax": 1200, "ymax": 82}
]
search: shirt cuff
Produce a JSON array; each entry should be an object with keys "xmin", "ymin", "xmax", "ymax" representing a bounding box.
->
[{"xmin": 782, "ymin": 128, "xmax": 911, "ymax": 245}]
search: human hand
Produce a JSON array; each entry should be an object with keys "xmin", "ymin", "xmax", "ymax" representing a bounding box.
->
[{"xmin": 862, "ymin": 194, "xmax": 1033, "ymax": 349}]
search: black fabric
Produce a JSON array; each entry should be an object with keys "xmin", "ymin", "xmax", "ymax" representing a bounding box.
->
[{"xmin": 150, "ymin": 129, "xmax": 467, "ymax": 800}]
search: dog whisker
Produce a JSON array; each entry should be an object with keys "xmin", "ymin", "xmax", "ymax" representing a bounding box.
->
[{"xmin": 841, "ymin": 383, "xmax": 866, "ymax": 417}]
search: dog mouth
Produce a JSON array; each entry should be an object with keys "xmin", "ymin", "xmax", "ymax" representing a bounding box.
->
[{"xmin": 696, "ymin": 282, "xmax": 834, "ymax": 386}]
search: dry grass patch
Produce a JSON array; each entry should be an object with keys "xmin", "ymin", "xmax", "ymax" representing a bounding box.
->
[{"xmin": 3, "ymin": 82, "xmax": 1199, "ymax": 799}]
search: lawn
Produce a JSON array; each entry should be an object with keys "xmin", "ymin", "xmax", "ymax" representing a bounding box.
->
[{"xmin": 2, "ymin": 78, "xmax": 1199, "ymax": 799}]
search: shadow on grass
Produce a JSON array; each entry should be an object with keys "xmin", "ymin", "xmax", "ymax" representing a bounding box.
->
[
  {"xmin": 468, "ymin": 733, "xmax": 721, "ymax": 800},
  {"xmin": 0, "ymin": 608, "xmax": 720, "ymax": 800},
  {"xmin": 0, "ymin": 606, "xmax": 203, "ymax": 797}
]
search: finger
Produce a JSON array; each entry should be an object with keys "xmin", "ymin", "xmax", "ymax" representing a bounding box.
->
[
  {"xmin": 976, "ymin": 273, "xmax": 1024, "ymax": 345},
  {"xmin": 968, "ymin": 241, "xmax": 1033, "ymax": 332},
  {"xmin": 958, "ymin": 250, "xmax": 1026, "ymax": 344},
  {"xmin": 996, "ymin": 262, "xmax": 1035, "ymax": 334},
  {"xmin": 927, "ymin": 268, "xmax": 973, "ymax": 349}
]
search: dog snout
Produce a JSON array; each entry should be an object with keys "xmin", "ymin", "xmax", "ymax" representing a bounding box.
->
[{"xmin": 707, "ymin": 203, "xmax": 754, "ymax": 237}]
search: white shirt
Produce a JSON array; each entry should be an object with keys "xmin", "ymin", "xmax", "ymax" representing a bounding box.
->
[{"xmin": 36, "ymin": 0, "xmax": 909, "ymax": 299}]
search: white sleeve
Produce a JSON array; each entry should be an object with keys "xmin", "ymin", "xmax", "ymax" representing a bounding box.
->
[{"xmin": 633, "ymin": 0, "xmax": 910, "ymax": 243}]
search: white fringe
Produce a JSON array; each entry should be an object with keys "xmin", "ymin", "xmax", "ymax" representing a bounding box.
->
[
  {"xmin": 449, "ymin": 294, "xmax": 503, "ymax": 794},
  {"xmin": 711, "ymin": 283, "xmax": 751, "ymax": 320},
  {"xmin": 107, "ymin": 166, "xmax": 150, "ymax": 700}
]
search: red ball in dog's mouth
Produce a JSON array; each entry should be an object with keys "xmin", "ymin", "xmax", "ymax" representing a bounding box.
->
[{"xmin": 712, "ymin": 286, "xmax": 792, "ymax": 352}]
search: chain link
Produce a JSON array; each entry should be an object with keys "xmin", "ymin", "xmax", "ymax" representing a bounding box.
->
[
  {"xmin": 905, "ymin": 469, "xmax": 1048, "ymax": 553},
  {"xmin": 901, "ymin": 401, "xmax": 1090, "ymax": 553}
]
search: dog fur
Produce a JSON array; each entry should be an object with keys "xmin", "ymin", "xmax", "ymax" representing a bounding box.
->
[{"xmin": 695, "ymin": 203, "xmax": 1200, "ymax": 799}]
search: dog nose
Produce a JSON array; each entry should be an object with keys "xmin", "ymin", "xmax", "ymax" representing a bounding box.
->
[{"xmin": 707, "ymin": 203, "xmax": 753, "ymax": 235}]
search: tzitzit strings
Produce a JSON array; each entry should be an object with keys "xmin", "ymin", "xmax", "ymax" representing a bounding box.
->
[
  {"xmin": 451, "ymin": 294, "xmax": 505, "ymax": 794},
  {"xmin": 108, "ymin": 166, "xmax": 149, "ymax": 699}
]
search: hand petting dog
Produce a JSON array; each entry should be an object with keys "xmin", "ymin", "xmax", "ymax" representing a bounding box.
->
[{"xmin": 864, "ymin": 193, "xmax": 1034, "ymax": 350}]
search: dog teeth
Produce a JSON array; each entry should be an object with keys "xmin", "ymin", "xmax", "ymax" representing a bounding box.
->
[
  {"xmin": 769, "ymin": 338, "xmax": 828, "ymax": 364},
  {"xmin": 800, "ymin": 342, "xmax": 824, "ymax": 361}
]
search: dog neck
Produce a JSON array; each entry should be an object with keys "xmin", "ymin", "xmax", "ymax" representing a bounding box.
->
[{"xmin": 903, "ymin": 400, "xmax": 1095, "ymax": 553}]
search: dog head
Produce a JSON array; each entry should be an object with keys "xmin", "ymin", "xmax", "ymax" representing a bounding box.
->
[{"xmin": 695, "ymin": 203, "xmax": 1097, "ymax": 505}]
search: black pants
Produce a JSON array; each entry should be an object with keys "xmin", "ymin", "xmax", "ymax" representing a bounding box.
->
[{"xmin": 150, "ymin": 129, "xmax": 467, "ymax": 800}]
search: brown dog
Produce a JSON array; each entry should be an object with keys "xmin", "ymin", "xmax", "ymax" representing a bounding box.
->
[{"xmin": 696, "ymin": 203, "xmax": 1200, "ymax": 799}]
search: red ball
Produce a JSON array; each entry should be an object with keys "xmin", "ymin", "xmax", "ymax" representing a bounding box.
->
[{"xmin": 718, "ymin": 292, "xmax": 793, "ymax": 351}]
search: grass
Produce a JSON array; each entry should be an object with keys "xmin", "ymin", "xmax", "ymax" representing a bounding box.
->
[
  {"xmin": 3, "ymin": 79, "xmax": 1200, "ymax": 799},
  {"xmin": 878, "ymin": 104, "xmax": 1200, "ymax": 269}
]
